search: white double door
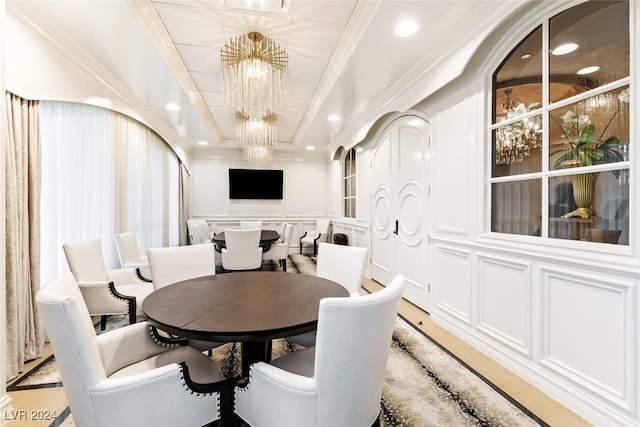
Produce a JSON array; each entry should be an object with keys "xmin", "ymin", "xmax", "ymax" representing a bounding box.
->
[{"xmin": 371, "ymin": 116, "xmax": 431, "ymax": 311}]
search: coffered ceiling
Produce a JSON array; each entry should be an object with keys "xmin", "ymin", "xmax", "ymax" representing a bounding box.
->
[{"xmin": 7, "ymin": 0, "xmax": 524, "ymax": 162}]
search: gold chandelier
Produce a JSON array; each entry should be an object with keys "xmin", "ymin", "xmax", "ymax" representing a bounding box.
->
[
  {"xmin": 221, "ymin": 32, "xmax": 289, "ymax": 120},
  {"xmin": 236, "ymin": 111, "xmax": 277, "ymax": 168},
  {"xmin": 495, "ymin": 89, "xmax": 542, "ymax": 165}
]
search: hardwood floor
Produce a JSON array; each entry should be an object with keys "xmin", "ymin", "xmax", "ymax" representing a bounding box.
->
[{"xmin": 4, "ymin": 278, "xmax": 591, "ymax": 426}]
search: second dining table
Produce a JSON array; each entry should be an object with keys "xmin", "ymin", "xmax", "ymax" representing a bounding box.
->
[
  {"xmin": 211, "ymin": 229, "xmax": 280, "ymax": 252},
  {"xmin": 141, "ymin": 271, "xmax": 349, "ymax": 378}
]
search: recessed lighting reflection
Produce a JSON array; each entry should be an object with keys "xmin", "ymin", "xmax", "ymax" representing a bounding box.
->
[
  {"xmin": 198, "ymin": 141, "xmax": 209, "ymax": 146},
  {"xmin": 520, "ymin": 53, "xmax": 531, "ymax": 60},
  {"xmin": 551, "ymin": 43, "xmax": 579, "ymax": 56},
  {"xmin": 395, "ymin": 21, "xmax": 419, "ymax": 37},
  {"xmin": 577, "ymin": 65, "xmax": 600, "ymax": 75},
  {"xmin": 328, "ymin": 114, "xmax": 341, "ymax": 122},
  {"xmin": 166, "ymin": 103, "xmax": 180, "ymax": 111},
  {"xmin": 306, "ymin": 145, "xmax": 315, "ymax": 150}
]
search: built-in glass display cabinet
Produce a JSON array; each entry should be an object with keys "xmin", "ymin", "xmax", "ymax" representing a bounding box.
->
[{"xmin": 490, "ymin": 1, "xmax": 630, "ymax": 245}]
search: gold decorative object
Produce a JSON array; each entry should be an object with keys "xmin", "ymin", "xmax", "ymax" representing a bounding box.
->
[
  {"xmin": 563, "ymin": 172, "xmax": 598, "ymax": 218},
  {"xmin": 221, "ymin": 32, "xmax": 289, "ymax": 120},
  {"xmin": 236, "ymin": 111, "xmax": 277, "ymax": 168}
]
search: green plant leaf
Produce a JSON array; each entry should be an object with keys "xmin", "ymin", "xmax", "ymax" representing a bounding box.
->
[{"xmin": 578, "ymin": 124, "xmax": 595, "ymax": 143}]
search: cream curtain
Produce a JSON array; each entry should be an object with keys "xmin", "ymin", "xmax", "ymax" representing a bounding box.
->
[
  {"xmin": 114, "ymin": 113, "xmax": 180, "ymax": 251},
  {"xmin": 39, "ymin": 101, "xmax": 180, "ymax": 281},
  {"xmin": 5, "ymin": 92, "xmax": 44, "ymax": 380}
]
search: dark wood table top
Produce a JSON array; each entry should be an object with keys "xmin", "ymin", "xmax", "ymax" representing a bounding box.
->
[{"xmin": 141, "ymin": 271, "xmax": 349, "ymax": 342}]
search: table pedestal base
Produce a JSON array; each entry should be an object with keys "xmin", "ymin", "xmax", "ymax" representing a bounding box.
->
[{"xmin": 241, "ymin": 340, "xmax": 272, "ymax": 377}]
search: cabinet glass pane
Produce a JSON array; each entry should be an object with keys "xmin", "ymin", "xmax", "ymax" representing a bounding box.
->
[
  {"xmin": 549, "ymin": 86, "xmax": 629, "ymax": 170},
  {"xmin": 491, "ymin": 179, "xmax": 542, "ymax": 236},
  {"xmin": 549, "ymin": 169, "xmax": 628, "ymax": 244},
  {"xmin": 492, "ymin": 117, "xmax": 542, "ymax": 177},
  {"xmin": 493, "ymin": 27, "xmax": 542, "ymax": 124},
  {"xmin": 549, "ymin": 1, "xmax": 629, "ymax": 101}
]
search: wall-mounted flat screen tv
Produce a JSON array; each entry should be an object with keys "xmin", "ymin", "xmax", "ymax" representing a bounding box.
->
[{"xmin": 228, "ymin": 168, "xmax": 284, "ymax": 200}]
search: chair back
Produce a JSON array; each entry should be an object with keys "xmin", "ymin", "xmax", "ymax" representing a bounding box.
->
[
  {"xmin": 315, "ymin": 218, "xmax": 330, "ymax": 234},
  {"xmin": 186, "ymin": 219, "xmax": 207, "ymax": 244},
  {"xmin": 316, "ymin": 242, "xmax": 369, "ymax": 296},
  {"xmin": 113, "ymin": 231, "xmax": 144, "ymax": 267},
  {"xmin": 240, "ymin": 220, "xmax": 263, "ymax": 229},
  {"xmin": 314, "ymin": 275, "xmax": 404, "ymax": 426},
  {"xmin": 36, "ymin": 273, "xmax": 108, "ymax": 427},
  {"xmin": 221, "ymin": 228, "xmax": 262, "ymax": 270},
  {"xmin": 194, "ymin": 223, "xmax": 212, "ymax": 244},
  {"xmin": 148, "ymin": 243, "xmax": 216, "ymax": 289},
  {"xmin": 281, "ymin": 223, "xmax": 295, "ymax": 247},
  {"xmin": 63, "ymin": 239, "xmax": 108, "ymax": 282}
]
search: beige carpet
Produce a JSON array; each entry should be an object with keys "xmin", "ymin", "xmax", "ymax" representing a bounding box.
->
[{"xmin": 13, "ymin": 253, "xmax": 543, "ymax": 426}]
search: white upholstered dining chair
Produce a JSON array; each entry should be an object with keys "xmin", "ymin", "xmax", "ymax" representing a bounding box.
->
[
  {"xmin": 63, "ymin": 239, "xmax": 154, "ymax": 330},
  {"xmin": 37, "ymin": 273, "xmax": 227, "ymax": 427},
  {"xmin": 221, "ymin": 228, "xmax": 262, "ymax": 271},
  {"xmin": 234, "ymin": 274, "xmax": 405, "ymax": 427},
  {"xmin": 113, "ymin": 231, "xmax": 151, "ymax": 280},
  {"xmin": 288, "ymin": 242, "xmax": 370, "ymax": 347},
  {"xmin": 147, "ymin": 243, "xmax": 223, "ymax": 353},
  {"xmin": 299, "ymin": 218, "xmax": 330, "ymax": 256},
  {"xmin": 147, "ymin": 243, "xmax": 217, "ymax": 290},
  {"xmin": 262, "ymin": 223, "xmax": 294, "ymax": 271}
]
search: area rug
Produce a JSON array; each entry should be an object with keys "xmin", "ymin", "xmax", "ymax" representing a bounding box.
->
[{"xmin": 12, "ymin": 253, "xmax": 544, "ymax": 426}]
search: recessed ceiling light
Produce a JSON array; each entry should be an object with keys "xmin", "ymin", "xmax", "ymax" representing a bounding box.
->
[
  {"xmin": 165, "ymin": 103, "xmax": 180, "ymax": 111},
  {"xmin": 520, "ymin": 53, "xmax": 531, "ymax": 60},
  {"xmin": 577, "ymin": 65, "xmax": 600, "ymax": 75},
  {"xmin": 198, "ymin": 141, "xmax": 209, "ymax": 146},
  {"xmin": 395, "ymin": 21, "xmax": 419, "ymax": 37},
  {"xmin": 551, "ymin": 43, "xmax": 579, "ymax": 56},
  {"xmin": 328, "ymin": 114, "xmax": 341, "ymax": 122},
  {"xmin": 305, "ymin": 145, "xmax": 315, "ymax": 151}
]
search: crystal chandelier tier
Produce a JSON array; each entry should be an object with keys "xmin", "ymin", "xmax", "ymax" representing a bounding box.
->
[
  {"xmin": 236, "ymin": 111, "xmax": 277, "ymax": 168},
  {"xmin": 495, "ymin": 88, "xmax": 542, "ymax": 165},
  {"xmin": 221, "ymin": 32, "xmax": 289, "ymax": 120}
]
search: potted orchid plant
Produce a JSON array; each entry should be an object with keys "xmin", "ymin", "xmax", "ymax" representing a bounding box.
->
[{"xmin": 550, "ymin": 88, "xmax": 629, "ymax": 218}]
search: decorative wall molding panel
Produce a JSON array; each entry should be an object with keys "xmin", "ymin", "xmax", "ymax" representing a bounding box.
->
[
  {"xmin": 477, "ymin": 253, "xmax": 532, "ymax": 357},
  {"xmin": 435, "ymin": 245, "xmax": 472, "ymax": 325}
]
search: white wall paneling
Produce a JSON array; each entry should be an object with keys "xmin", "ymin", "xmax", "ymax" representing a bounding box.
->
[
  {"xmin": 541, "ymin": 267, "xmax": 635, "ymax": 413},
  {"xmin": 434, "ymin": 244, "xmax": 472, "ymax": 326},
  {"xmin": 432, "ymin": 97, "xmax": 472, "ymax": 236},
  {"xmin": 190, "ymin": 157, "xmax": 328, "ymax": 220},
  {"xmin": 477, "ymin": 253, "xmax": 532, "ymax": 357}
]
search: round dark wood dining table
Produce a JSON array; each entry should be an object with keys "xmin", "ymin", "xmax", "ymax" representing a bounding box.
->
[
  {"xmin": 211, "ymin": 229, "xmax": 280, "ymax": 252},
  {"xmin": 141, "ymin": 271, "xmax": 349, "ymax": 377}
]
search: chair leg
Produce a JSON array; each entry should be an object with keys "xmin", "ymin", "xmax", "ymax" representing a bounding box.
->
[
  {"xmin": 282, "ymin": 259, "xmax": 287, "ymax": 272},
  {"xmin": 100, "ymin": 315, "xmax": 107, "ymax": 331}
]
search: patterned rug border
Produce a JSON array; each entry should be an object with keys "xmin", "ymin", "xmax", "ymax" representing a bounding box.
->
[{"xmin": 393, "ymin": 312, "xmax": 547, "ymax": 427}]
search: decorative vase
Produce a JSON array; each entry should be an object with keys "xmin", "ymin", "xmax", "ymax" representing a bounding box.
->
[{"xmin": 562, "ymin": 172, "xmax": 598, "ymax": 218}]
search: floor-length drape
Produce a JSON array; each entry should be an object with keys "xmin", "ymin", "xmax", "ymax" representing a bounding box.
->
[
  {"xmin": 5, "ymin": 92, "xmax": 44, "ymax": 380},
  {"xmin": 40, "ymin": 101, "xmax": 180, "ymax": 282}
]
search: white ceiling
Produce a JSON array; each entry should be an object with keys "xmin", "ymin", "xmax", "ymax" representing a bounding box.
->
[{"xmin": 6, "ymin": 0, "xmax": 525, "ymax": 163}]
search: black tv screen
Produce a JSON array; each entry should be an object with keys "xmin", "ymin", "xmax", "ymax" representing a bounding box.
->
[{"xmin": 229, "ymin": 169, "xmax": 284, "ymax": 200}]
